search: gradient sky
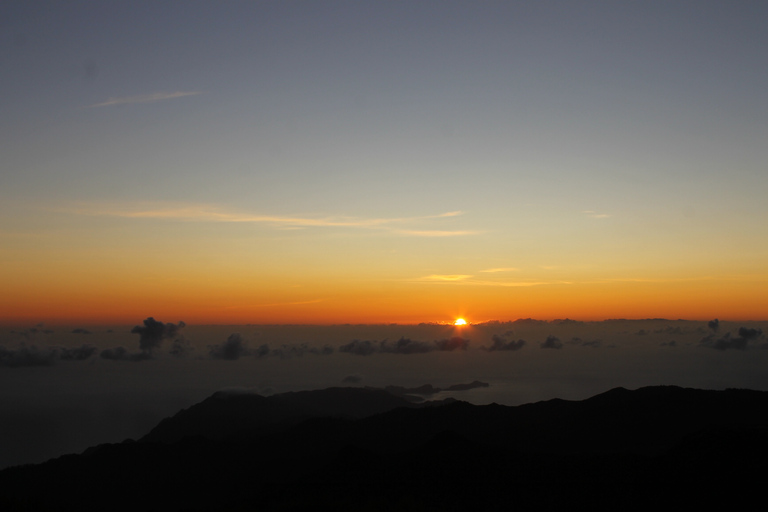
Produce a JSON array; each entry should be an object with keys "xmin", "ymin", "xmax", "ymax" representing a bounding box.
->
[{"xmin": 2, "ymin": 1, "xmax": 767, "ymax": 324}]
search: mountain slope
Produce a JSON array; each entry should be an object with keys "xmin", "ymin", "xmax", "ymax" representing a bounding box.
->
[{"xmin": 2, "ymin": 385, "xmax": 768, "ymax": 511}]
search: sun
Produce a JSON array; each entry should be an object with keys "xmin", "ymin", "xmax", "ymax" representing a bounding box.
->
[{"xmin": 454, "ymin": 318, "xmax": 467, "ymax": 326}]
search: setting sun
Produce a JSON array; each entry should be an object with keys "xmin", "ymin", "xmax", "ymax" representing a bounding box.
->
[{"xmin": 454, "ymin": 318, "xmax": 467, "ymax": 326}]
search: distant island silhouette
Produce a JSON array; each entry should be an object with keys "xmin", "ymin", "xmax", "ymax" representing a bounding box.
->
[{"xmin": 2, "ymin": 385, "xmax": 767, "ymax": 511}]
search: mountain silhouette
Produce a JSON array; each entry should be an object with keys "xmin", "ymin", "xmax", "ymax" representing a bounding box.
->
[
  {"xmin": 2, "ymin": 385, "xmax": 767, "ymax": 511},
  {"xmin": 141, "ymin": 386, "xmax": 422, "ymax": 444}
]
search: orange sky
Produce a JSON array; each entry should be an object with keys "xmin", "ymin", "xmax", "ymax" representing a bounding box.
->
[
  {"xmin": 3, "ymin": 267, "xmax": 765, "ymax": 325},
  {"xmin": 2, "ymin": 3, "xmax": 767, "ymax": 327}
]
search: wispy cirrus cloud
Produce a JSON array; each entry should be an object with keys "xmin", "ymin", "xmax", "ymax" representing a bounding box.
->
[
  {"xmin": 66, "ymin": 203, "xmax": 472, "ymax": 236},
  {"xmin": 89, "ymin": 91, "xmax": 202, "ymax": 107},
  {"xmin": 418, "ymin": 275, "xmax": 474, "ymax": 282},
  {"xmin": 396, "ymin": 230, "xmax": 479, "ymax": 237},
  {"xmin": 472, "ymin": 280, "xmax": 571, "ymax": 287},
  {"xmin": 413, "ymin": 275, "xmax": 570, "ymax": 287},
  {"xmin": 479, "ymin": 267, "xmax": 520, "ymax": 273},
  {"xmin": 583, "ymin": 210, "xmax": 610, "ymax": 219},
  {"xmin": 222, "ymin": 299, "xmax": 324, "ymax": 310}
]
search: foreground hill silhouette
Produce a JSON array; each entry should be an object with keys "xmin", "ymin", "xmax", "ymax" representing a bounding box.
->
[{"xmin": 2, "ymin": 385, "xmax": 768, "ymax": 511}]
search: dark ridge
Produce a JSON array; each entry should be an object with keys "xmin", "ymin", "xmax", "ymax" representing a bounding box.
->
[
  {"xmin": 3, "ymin": 385, "xmax": 768, "ymax": 511},
  {"xmin": 141, "ymin": 386, "xmax": 417, "ymax": 444}
]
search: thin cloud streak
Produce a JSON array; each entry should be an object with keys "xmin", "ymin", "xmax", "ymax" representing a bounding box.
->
[
  {"xmin": 396, "ymin": 230, "xmax": 478, "ymax": 237},
  {"xmin": 222, "ymin": 299, "xmax": 325, "ymax": 310},
  {"xmin": 472, "ymin": 280, "xmax": 572, "ymax": 287},
  {"xmin": 480, "ymin": 267, "xmax": 520, "ymax": 273},
  {"xmin": 418, "ymin": 275, "xmax": 473, "ymax": 282},
  {"xmin": 413, "ymin": 275, "xmax": 570, "ymax": 287},
  {"xmin": 595, "ymin": 276, "xmax": 718, "ymax": 284},
  {"xmin": 89, "ymin": 91, "xmax": 203, "ymax": 107},
  {"xmin": 582, "ymin": 210, "xmax": 611, "ymax": 219},
  {"xmin": 68, "ymin": 203, "xmax": 470, "ymax": 235}
]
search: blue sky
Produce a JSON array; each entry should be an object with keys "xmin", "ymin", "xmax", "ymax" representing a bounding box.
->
[{"xmin": 2, "ymin": 1, "xmax": 768, "ymax": 324}]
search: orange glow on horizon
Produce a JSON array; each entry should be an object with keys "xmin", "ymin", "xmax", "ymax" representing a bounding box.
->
[{"xmin": 2, "ymin": 269, "xmax": 767, "ymax": 325}]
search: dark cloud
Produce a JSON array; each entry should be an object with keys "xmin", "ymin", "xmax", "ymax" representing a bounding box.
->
[
  {"xmin": 130, "ymin": 317, "xmax": 186, "ymax": 352},
  {"xmin": 434, "ymin": 336, "xmax": 470, "ymax": 351},
  {"xmin": 484, "ymin": 333, "xmax": 526, "ymax": 352},
  {"xmin": 58, "ymin": 345, "xmax": 97, "ymax": 361},
  {"xmin": 541, "ymin": 335, "xmax": 563, "ymax": 349},
  {"xmin": 700, "ymin": 327, "xmax": 763, "ymax": 351},
  {"xmin": 0, "ymin": 343, "xmax": 97, "ymax": 367},
  {"xmin": 713, "ymin": 334, "xmax": 748, "ymax": 351},
  {"xmin": 342, "ymin": 374, "xmax": 362, "ymax": 384},
  {"xmin": 513, "ymin": 318, "xmax": 547, "ymax": 325},
  {"xmin": 13, "ymin": 326, "xmax": 54, "ymax": 342},
  {"xmin": 654, "ymin": 326, "xmax": 684, "ymax": 335},
  {"xmin": 551, "ymin": 318, "xmax": 583, "ymax": 325},
  {"xmin": 635, "ymin": 329, "xmax": 649, "ymax": 336},
  {"xmin": 341, "ymin": 336, "xmax": 470, "ymax": 356},
  {"xmin": 209, "ymin": 334, "xmax": 248, "ymax": 360},
  {"xmin": 312, "ymin": 344, "xmax": 334, "ymax": 356},
  {"xmin": 566, "ymin": 336, "xmax": 603, "ymax": 348},
  {"xmin": 71, "ymin": 328, "xmax": 91, "ymax": 335},
  {"xmin": 381, "ymin": 336, "xmax": 471, "ymax": 353},
  {"xmin": 169, "ymin": 338, "xmax": 193, "ymax": 358},
  {"xmin": 208, "ymin": 336, "xmax": 333, "ymax": 361},
  {"xmin": 100, "ymin": 316, "xmax": 185, "ymax": 362},
  {"xmin": 738, "ymin": 327, "xmax": 763, "ymax": 340},
  {"xmin": 708, "ymin": 319, "xmax": 720, "ymax": 333},
  {"xmin": 380, "ymin": 337, "xmax": 433, "ymax": 354},
  {"xmin": 339, "ymin": 339, "xmax": 378, "ymax": 356},
  {"xmin": 0, "ymin": 345, "xmax": 57, "ymax": 368},
  {"xmin": 660, "ymin": 340, "xmax": 677, "ymax": 347},
  {"xmin": 253, "ymin": 344, "xmax": 270, "ymax": 359},
  {"xmin": 271, "ymin": 343, "xmax": 335, "ymax": 359},
  {"xmin": 99, "ymin": 346, "xmax": 151, "ymax": 362}
]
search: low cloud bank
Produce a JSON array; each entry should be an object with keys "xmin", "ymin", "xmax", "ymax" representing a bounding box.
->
[
  {"xmin": 339, "ymin": 337, "xmax": 470, "ymax": 356},
  {"xmin": 483, "ymin": 332, "xmax": 526, "ymax": 351},
  {"xmin": 700, "ymin": 327, "xmax": 765, "ymax": 351},
  {"xmin": 541, "ymin": 335, "xmax": 563, "ymax": 349},
  {"xmin": 0, "ymin": 344, "xmax": 97, "ymax": 368},
  {"xmin": 208, "ymin": 334, "xmax": 335, "ymax": 361}
]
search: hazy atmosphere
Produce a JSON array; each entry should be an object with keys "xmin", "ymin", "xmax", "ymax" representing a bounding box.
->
[
  {"xmin": 2, "ymin": 1, "xmax": 767, "ymax": 472},
  {"xmin": 2, "ymin": 318, "xmax": 767, "ymax": 469}
]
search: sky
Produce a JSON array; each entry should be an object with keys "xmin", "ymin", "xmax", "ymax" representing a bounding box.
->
[
  {"xmin": 2, "ymin": 0, "xmax": 767, "ymax": 325},
  {"xmin": 2, "ymin": 0, "xmax": 768, "ymax": 470}
]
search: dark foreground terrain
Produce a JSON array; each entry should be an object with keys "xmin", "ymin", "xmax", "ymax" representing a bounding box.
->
[{"xmin": 2, "ymin": 385, "xmax": 768, "ymax": 511}]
